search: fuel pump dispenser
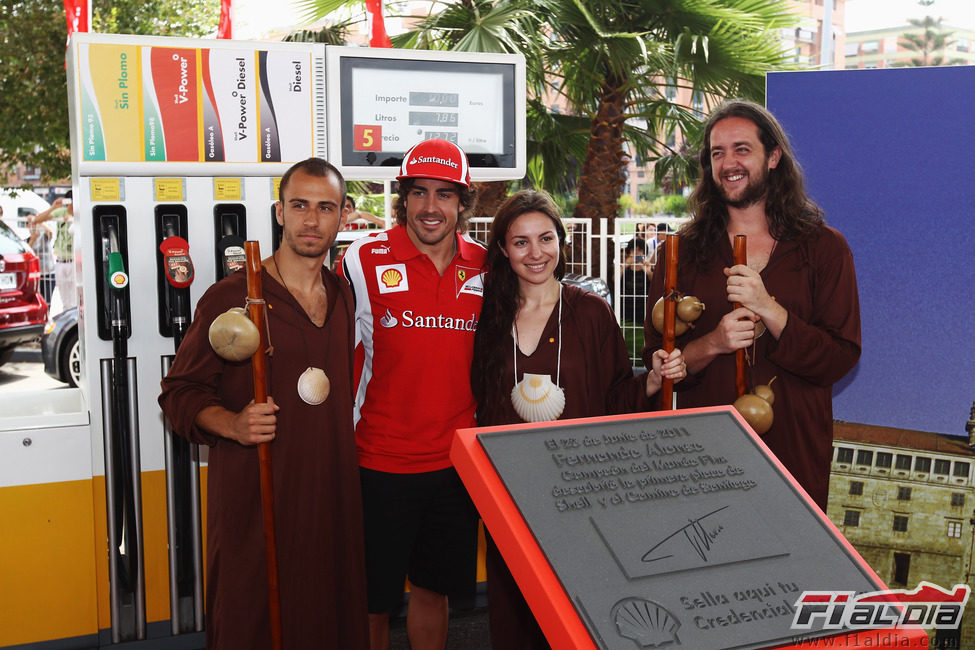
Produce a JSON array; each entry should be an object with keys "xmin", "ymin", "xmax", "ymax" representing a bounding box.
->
[
  {"xmin": 156, "ymin": 209, "xmax": 204, "ymax": 633},
  {"xmin": 56, "ymin": 33, "xmax": 323, "ymax": 647},
  {"xmin": 95, "ymin": 209, "xmax": 147, "ymax": 642}
]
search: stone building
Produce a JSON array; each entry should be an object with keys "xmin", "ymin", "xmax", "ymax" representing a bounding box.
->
[{"xmin": 827, "ymin": 420, "xmax": 975, "ymax": 645}]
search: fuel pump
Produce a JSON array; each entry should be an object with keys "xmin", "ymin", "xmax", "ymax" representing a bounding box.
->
[
  {"xmin": 156, "ymin": 207, "xmax": 204, "ymax": 634},
  {"xmin": 94, "ymin": 206, "xmax": 146, "ymax": 642}
]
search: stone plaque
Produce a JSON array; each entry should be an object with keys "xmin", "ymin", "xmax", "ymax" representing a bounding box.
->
[{"xmin": 453, "ymin": 408, "xmax": 924, "ymax": 650}]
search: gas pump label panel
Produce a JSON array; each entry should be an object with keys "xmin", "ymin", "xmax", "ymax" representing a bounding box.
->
[
  {"xmin": 213, "ymin": 178, "xmax": 244, "ymax": 201},
  {"xmin": 77, "ymin": 43, "xmax": 315, "ymax": 164},
  {"xmin": 90, "ymin": 178, "xmax": 123, "ymax": 202},
  {"xmin": 153, "ymin": 178, "xmax": 185, "ymax": 202}
]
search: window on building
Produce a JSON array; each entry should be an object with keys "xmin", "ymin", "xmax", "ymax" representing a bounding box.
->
[
  {"xmin": 893, "ymin": 515, "xmax": 909, "ymax": 532},
  {"xmin": 934, "ymin": 459, "xmax": 951, "ymax": 475},
  {"xmin": 947, "ymin": 521, "xmax": 962, "ymax": 538},
  {"xmin": 951, "ymin": 493, "xmax": 965, "ymax": 507},
  {"xmin": 861, "ymin": 41, "xmax": 879, "ymax": 54},
  {"xmin": 954, "ymin": 462, "xmax": 970, "ymax": 478},
  {"xmin": 691, "ymin": 90, "xmax": 704, "ymax": 118},
  {"xmin": 844, "ymin": 41, "xmax": 859, "ymax": 56},
  {"xmin": 875, "ymin": 452, "xmax": 892, "ymax": 468},
  {"xmin": 849, "ymin": 481, "xmax": 864, "ymax": 496},
  {"xmin": 914, "ymin": 457, "xmax": 931, "ymax": 473},
  {"xmin": 856, "ymin": 450, "xmax": 873, "ymax": 466},
  {"xmin": 836, "ymin": 447, "xmax": 854, "ymax": 463},
  {"xmin": 957, "ymin": 40, "xmax": 970, "ymax": 53},
  {"xmin": 844, "ymin": 510, "xmax": 861, "ymax": 527},
  {"xmin": 665, "ymin": 77, "xmax": 677, "ymax": 101},
  {"xmin": 897, "ymin": 487, "xmax": 912, "ymax": 501},
  {"xmin": 895, "ymin": 454, "xmax": 912, "ymax": 470},
  {"xmin": 893, "ymin": 552, "xmax": 910, "ymax": 585}
]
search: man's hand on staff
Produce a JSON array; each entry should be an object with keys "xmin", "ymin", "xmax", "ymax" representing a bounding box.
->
[
  {"xmin": 681, "ymin": 307, "xmax": 758, "ymax": 375},
  {"xmin": 724, "ymin": 264, "xmax": 789, "ymax": 339},
  {"xmin": 713, "ymin": 307, "xmax": 761, "ymax": 353},
  {"xmin": 230, "ymin": 398, "xmax": 278, "ymax": 445},
  {"xmin": 197, "ymin": 398, "xmax": 279, "ymax": 446}
]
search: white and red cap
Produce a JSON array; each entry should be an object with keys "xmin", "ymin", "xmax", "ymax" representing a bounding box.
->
[{"xmin": 397, "ymin": 138, "xmax": 471, "ymax": 188}]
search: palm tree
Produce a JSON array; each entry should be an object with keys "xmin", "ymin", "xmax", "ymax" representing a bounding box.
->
[
  {"xmin": 539, "ymin": 0, "xmax": 795, "ymax": 271},
  {"xmin": 292, "ymin": 0, "xmax": 797, "ymax": 272}
]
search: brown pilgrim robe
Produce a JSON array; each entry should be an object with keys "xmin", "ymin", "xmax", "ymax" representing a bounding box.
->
[
  {"xmin": 159, "ymin": 267, "xmax": 369, "ymax": 649},
  {"xmin": 475, "ymin": 283, "xmax": 655, "ymax": 650},
  {"xmin": 643, "ymin": 226, "xmax": 861, "ymax": 509}
]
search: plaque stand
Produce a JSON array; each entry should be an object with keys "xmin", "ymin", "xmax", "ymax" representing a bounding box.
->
[{"xmin": 452, "ymin": 407, "xmax": 929, "ymax": 650}]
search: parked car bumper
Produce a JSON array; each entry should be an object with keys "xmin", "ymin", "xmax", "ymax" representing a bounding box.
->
[
  {"xmin": 41, "ymin": 307, "xmax": 78, "ymax": 381},
  {"xmin": 0, "ymin": 320, "xmax": 45, "ymax": 349}
]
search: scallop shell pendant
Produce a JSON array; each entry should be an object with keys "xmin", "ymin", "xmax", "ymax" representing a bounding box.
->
[
  {"xmin": 297, "ymin": 367, "xmax": 330, "ymax": 405},
  {"xmin": 510, "ymin": 373, "xmax": 566, "ymax": 423}
]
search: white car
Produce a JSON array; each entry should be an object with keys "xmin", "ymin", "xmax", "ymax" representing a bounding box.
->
[{"xmin": 0, "ymin": 188, "xmax": 51, "ymax": 240}]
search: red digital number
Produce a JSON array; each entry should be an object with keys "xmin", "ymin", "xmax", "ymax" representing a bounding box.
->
[{"xmin": 354, "ymin": 125, "xmax": 383, "ymax": 151}]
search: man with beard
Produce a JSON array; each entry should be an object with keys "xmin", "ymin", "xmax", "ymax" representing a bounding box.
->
[
  {"xmin": 341, "ymin": 139, "xmax": 485, "ymax": 650},
  {"xmin": 642, "ymin": 100, "xmax": 861, "ymax": 509},
  {"xmin": 159, "ymin": 158, "xmax": 369, "ymax": 648}
]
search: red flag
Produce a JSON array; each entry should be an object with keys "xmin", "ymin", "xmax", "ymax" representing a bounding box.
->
[
  {"xmin": 218, "ymin": 0, "xmax": 232, "ymax": 39},
  {"xmin": 365, "ymin": 0, "xmax": 392, "ymax": 48},
  {"xmin": 63, "ymin": 0, "xmax": 88, "ymax": 36}
]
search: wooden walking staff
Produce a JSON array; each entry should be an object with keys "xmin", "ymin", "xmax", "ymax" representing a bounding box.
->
[
  {"xmin": 244, "ymin": 241, "xmax": 283, "ymax": 650},
  {"xmin": 660, "ymin": 233, "xmax": 680, "ymax": 410},
  {"xmin": 732, "ymin": 235, "xmax": 748, "ymax": 397}
]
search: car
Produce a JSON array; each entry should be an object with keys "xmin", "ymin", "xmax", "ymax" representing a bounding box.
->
[
  {"xmin": 1, "ymin": 188, "xmax": 50, "ymax": 240},
  {"xmin": 0, "ymin": 219, "xmax": 48, "ymax": 368},
  {"xmin": 41, "ymin": 306, "xmax": 80, "ymax": 387}
]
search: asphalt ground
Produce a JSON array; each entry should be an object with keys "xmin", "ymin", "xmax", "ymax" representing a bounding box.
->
[{"xmin": 0, "ymin": 344, "xmax": 66, "ymax": 392}]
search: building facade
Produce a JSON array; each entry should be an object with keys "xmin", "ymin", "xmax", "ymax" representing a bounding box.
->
[
  {"xmin": 828, "ymin": 421, "xmax": 975, "ymax": 645},
  {"xmin": 845, "ymin": 24, "xmax": 975, "ymax": 68}
]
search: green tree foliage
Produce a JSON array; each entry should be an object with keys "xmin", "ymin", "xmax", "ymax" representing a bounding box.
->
[
  {"xmin": 897, "ymin": 14, "xmax": 965, "ymax": 67},
  {"xmin": 0, "ymin": 0, "xmax": 218, "ymax": 182}
]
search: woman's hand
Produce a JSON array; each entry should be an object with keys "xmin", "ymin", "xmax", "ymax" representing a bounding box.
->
[{"xmin": 645, "ymin": 348, "xmax": 686, "ymax": 396}]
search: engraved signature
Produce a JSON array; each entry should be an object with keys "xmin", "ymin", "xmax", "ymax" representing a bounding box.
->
[{"xmin": 641, "ymin": 506, "xmax": 729, "ymax": 564}]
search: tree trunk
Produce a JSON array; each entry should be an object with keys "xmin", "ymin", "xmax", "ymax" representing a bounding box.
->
[
  {"xmin": 572, "ymin": 75, "xmax": 627, "ymax": 280},
  {"xmin": 472, "ymin": 180, "xmax": 509, "ymax": 220}
]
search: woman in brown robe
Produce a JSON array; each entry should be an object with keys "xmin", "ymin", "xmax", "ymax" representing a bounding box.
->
[{"xmin": 470, "ymin": 189, "xmax": 685, "ymax": 649}]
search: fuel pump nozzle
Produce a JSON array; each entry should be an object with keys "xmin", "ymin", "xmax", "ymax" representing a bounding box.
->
[{"xmin": 159, "ymin": 218, "xmax": 194, "ymax": 347}]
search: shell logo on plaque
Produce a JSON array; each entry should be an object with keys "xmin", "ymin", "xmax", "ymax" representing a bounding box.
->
[{"xmin": 76, "ymin": 42, "xmax": 313, "ymax": 163}]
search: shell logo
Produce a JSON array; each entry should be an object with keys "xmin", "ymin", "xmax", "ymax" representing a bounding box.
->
[{"xmin": 381, "ymin": 268, "xmax": 403, "ymax": 288}]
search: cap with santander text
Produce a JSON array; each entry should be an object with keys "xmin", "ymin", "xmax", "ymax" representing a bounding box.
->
[{"xmin": 396, "ymin": 138, "xmax": 471, "ymax": 188}]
